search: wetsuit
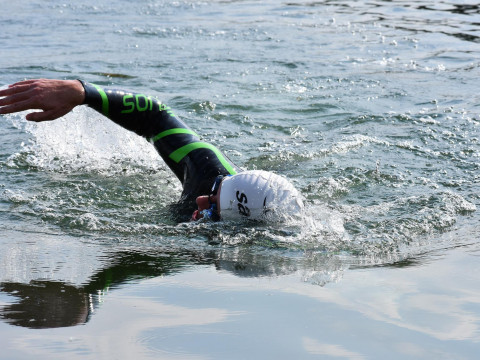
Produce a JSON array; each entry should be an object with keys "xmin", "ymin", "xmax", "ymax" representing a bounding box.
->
[{"xmin": 79, "ymin": 81, "xmax": 240, "ymax": 218}]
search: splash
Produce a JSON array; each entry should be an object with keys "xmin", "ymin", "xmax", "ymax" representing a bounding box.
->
[
  {"xmin": 3, "ymin": 106, "xmax": 476, "ymax": 267},
  {"xmin": 6, "ymin": 107, "xmax": 164, "ymax": 174}
]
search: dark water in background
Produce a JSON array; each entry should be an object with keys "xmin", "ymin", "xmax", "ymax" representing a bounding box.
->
[{"xmin": 1, "ymin": 0, "xmax": 480, "ymax": 358}]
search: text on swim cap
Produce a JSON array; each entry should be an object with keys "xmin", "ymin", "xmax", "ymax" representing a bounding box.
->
[{"xmin": 236, "ymin": 191, "xmax": 250, "ymax": 217}]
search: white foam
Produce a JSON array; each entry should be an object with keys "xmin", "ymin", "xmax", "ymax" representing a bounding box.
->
[{"xmin": 7, "ymin": 107, "xmax": 164, "ymax": 174}]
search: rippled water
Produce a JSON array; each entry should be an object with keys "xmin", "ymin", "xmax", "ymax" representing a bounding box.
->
[{"xmin": 1, "ymin": 0, "xmax": 480, "ymax": 358}]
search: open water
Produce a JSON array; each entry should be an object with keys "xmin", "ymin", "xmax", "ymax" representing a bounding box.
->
[{"xmin": 1, "ymin": 0, "xmax": 480, "ymax": 358}]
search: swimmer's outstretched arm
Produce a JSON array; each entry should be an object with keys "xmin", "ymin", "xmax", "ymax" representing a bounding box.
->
[
  {"xmin": 0, "ymin": 78, "xmax": 190, "ymax": 139},
  {"xmin": 0, "ymin": 79, "xmax": 238, "ymax": 188},
  {"xmin": 0, "ymin": 79, "xmax": 85, "ymax": 121}
]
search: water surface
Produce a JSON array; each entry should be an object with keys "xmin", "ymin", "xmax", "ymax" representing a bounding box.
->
[{"xmin": 1, "ymin": 0, "xmax": 480, "ymax": 358}]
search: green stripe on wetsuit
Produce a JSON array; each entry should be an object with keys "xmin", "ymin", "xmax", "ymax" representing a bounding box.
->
[
  {"xmin": 170, "ymin": 142, "xmax": 237, "ymax": 175},
  {"xmin": 151, "ymin": 129, "xmax": 237, "ymax": 176},
  {"xmin": 92, "ymin": 84, "xmax": 109, "ymax": 117},
  {"xmin": 151, "ymin": 128, "xmax": 199, "ymax": 142}
]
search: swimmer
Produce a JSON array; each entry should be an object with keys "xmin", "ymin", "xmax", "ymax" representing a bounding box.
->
[{"xmin": 0, "ymin": 79, "xmax": 303, "ymax": 222}]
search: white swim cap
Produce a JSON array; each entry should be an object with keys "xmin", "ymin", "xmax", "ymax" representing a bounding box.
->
[{"xmin": 218, "ymin": 170, "xmax": 304, "ymax": 221}]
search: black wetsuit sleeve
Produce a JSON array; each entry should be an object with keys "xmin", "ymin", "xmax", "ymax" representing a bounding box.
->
[{"xmin": 79, "ymin": 81, "xmax": 240, "ymax": 201}]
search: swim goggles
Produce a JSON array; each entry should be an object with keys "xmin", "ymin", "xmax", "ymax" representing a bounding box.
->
[{"xmin": 198, "ymin": 175, "xmax": 228, "ymax": 221}]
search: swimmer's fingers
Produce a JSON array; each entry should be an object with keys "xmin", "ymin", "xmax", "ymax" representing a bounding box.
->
[
  {"xmin": 4, "ymin": 80, "xmax": 42, "ymax": 92},
  {"xmin": 26, "ymin": 107, "xmax": 74, "ymax": 122},
  {"xmin": 0, "ymin": 98, "xmax": 38, "ymax": 115},
  {"xmin": 8, "ymin": 79, "xmax": 43, "ymax": 88},
  {"xmin": 0, "ymin": 83, "xmax": 34, "ymax": 99},
  {"xmin": 0, "ymin": 87, "xmax": 35, "ymax": 108},
  {"xmin": 0, "ymin": 81, "xmax": 44, "ymax": 114},
  {"xmin": 26, "ymin": 111, "xmax": 52, "ymax": 122},
  {"xmin": 0, "ymin": 98, "xmax": 76, "ymax": 122},
  {"xmin": 0, "ymin": 88, "xmax": 46, "ymax": 118}
]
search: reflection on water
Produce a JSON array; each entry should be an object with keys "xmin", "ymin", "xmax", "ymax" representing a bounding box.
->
[
  {"xmin": 1, "ymin": 281, "xmax": 91, "ymax": 329},
  {"xmin": 0, "ymin": 243, "xmax": 336, "ymax": 329},
  {"xmin": 0, "ymin": 247, "xmax": 191, "ymax": 329},
  {"xmin": 3, "ymin": 243, "xmax": 479, "ymax": 359},
  {"xmin": 5, "ymin": 233, "xmax": 456, "ymax": 330}
]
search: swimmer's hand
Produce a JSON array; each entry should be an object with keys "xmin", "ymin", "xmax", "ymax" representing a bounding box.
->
[{"xmin": 0, "ymin": 79, "xmax": 85, "ymax": 122}]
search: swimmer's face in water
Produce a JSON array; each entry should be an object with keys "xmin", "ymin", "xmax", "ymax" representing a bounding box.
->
[
  {"xmin": 191, "ymin": 194, "xmax": 220, "ymax": 221},
  {"xmin": 191, "ymin": 176, "xmax": 224, "ymax": 221}
]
